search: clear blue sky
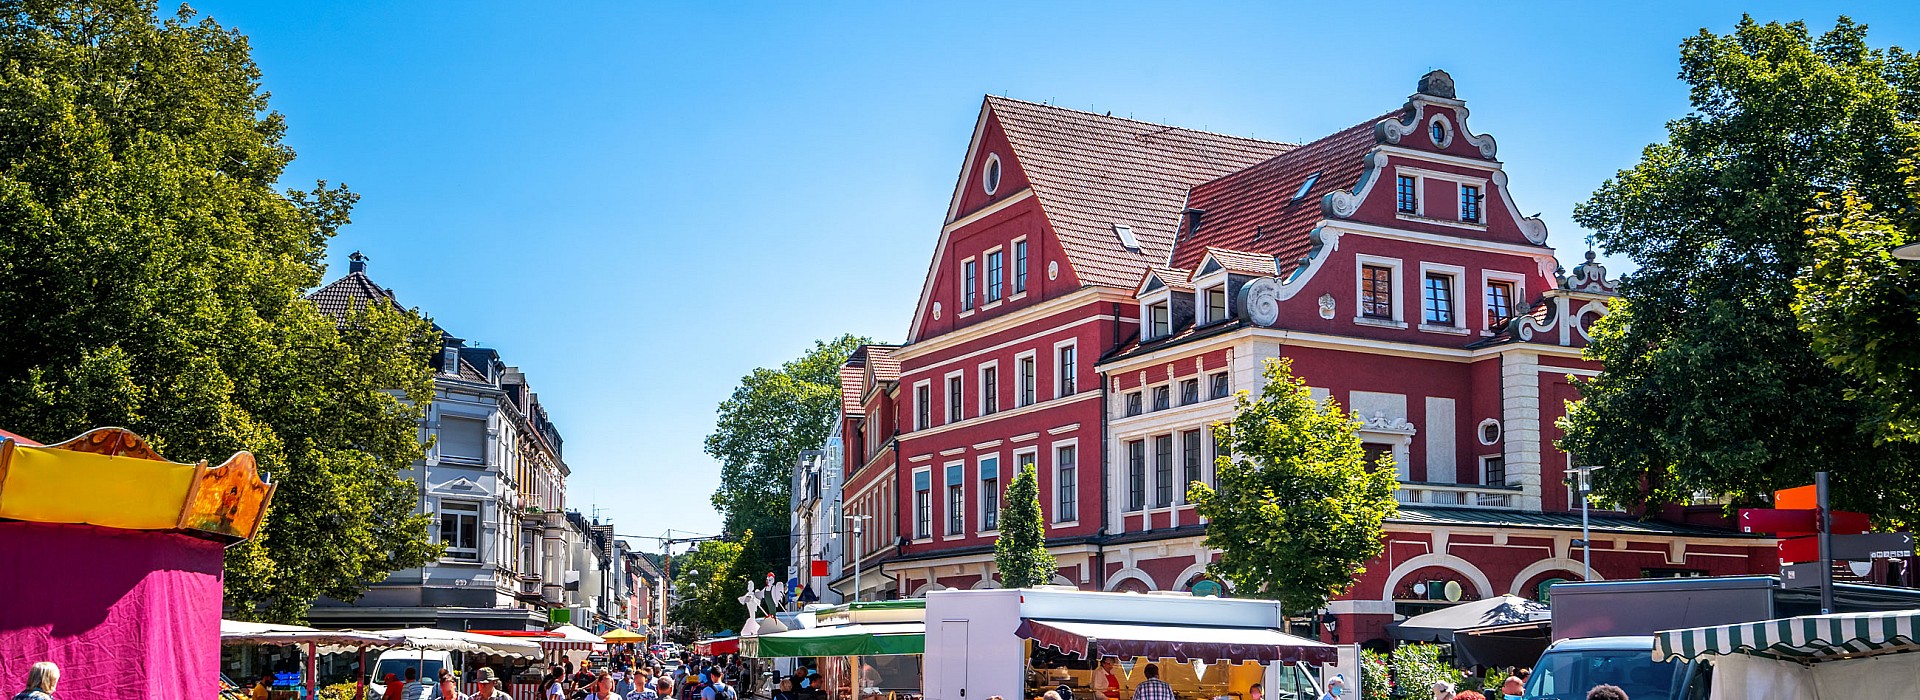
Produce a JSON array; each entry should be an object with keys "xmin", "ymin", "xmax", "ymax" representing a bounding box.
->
[{"xmin": 191, "ymin": 1, "xmax": 1917, "ymax": 546}]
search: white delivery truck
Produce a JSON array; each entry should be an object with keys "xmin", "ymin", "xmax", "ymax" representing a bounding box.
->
[{"xmin": 921, "ymin": 588, "xmax": 1334, "ymax": 700}]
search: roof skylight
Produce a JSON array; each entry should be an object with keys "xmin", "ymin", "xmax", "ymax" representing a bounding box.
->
[
  {"xmin": 1292, "ymin": 172, "xmax": 1322, "ymax": 201},
  {"xmin": 1114, "ymin": 224, "xmax": 1141, "ymax": 251}
]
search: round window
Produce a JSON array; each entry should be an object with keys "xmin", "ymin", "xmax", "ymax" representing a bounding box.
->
[
  {"xmin": 1478, "ymin": 418, "xmax": 1502, "ymax": 445},
  {"xmin": 1428, "ymin": 116, "xmax": 1452, "ymax": 148},
  {"xmin": 982, "ymin": 153, "xmax": 1003, "ymax": 195}
]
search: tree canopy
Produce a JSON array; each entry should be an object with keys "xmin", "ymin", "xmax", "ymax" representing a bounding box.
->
[
  {"xmin": 1560, "ymin": 16, "xmax": 1920, "ymax": 525},
  {"xmin": 668, "ymin": 535, "xmax": 751, "ymax": 638},
  {"xmin": 993, "ymin": 461, "xmax": 1056, "ymax": 589},
  {"xmin": 1188, "ymin": 358, "xmax": 1399, "ymax": 615},
  {"xmin": 704, "ymin": 334, "xmax": 871, "ymax": 596},
  {"xmin": 0, "ymin": 0, "xmax": 438, "ymax": 621}
]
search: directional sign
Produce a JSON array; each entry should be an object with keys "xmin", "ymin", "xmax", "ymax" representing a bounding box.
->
[
  {"xmin": 1830, "ymin": 532, "xmax": 1914, "ymax": 560},
  {"xmin": 1780, "ymin": 561, "xmax": 1825, "ymax": 590},
  {"xmin": 1739, "ymin": 508, "xmax": 1871, "ymax": 536},
  {"xmin": 1777, "ymin": 485, "xmax": 1819, "ymax": 510},
  {"xmin": 1780, "ymin": 535, "xmax": 1821, "ymax": 564}
]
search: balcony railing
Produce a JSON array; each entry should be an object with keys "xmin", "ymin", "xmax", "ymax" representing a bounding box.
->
[{"xmin": 1396, "ymin": 481, "xmax": 1522, "ymax": 508}]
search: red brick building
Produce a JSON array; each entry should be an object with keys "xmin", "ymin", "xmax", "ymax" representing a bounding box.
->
[{"xmin": 833, "ymin": 71, "xmax": 1776, "ymax": 647}]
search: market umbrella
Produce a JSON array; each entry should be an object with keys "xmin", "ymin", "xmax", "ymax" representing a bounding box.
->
[
  {"xmin": 1386, "ymin": 595, "xmax": 1550, "ymax": 643},
  {"xmin": 602, "ymin": 629, "xmax": 645, "ymax": 643}
]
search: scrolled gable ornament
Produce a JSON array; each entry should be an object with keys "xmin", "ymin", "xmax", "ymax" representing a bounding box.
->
[{"xmin": 1238, "ymin": 277, "xmax": 1283, "ymax": 327}]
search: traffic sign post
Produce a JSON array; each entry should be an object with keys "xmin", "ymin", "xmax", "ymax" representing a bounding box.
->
[
  {"xmin": 1817, "ymin": 472, "xmax": 1833, "ymax": 615},
  {"xmin": 1780, "ymin": 561, "xmax": 1825, "ymax": 590},
  {"xmin": 1778, "ymin": 536, "xmax": 1821, "ymax": 565},
  {"xmin": 1740, "ymin": 508, "xmax": 1870, "ymax": 536}
]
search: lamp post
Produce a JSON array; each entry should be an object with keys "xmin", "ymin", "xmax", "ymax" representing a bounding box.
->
[
  {"xmin": 845, "ymin": 514, "xmax": 872, "ymax": 602},
  {"xmin": 1567, "ymin": 465, "xmax": 1609, "ymax": 581}
]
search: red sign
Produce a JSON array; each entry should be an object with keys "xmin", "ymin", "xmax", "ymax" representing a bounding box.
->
[
  {"xmin": 1780, "ymin": 536, "xmax": 1821, "ymax": 564},
  {"xmin": 1740, "ymin": 508, "xmax": 1871, "ymax": 536},
  {"xmin": 810, "ymin": 559, "xmax": 829, "ymax": 577}
]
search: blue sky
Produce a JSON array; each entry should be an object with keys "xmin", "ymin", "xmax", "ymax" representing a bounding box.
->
[{"xmin": 191, "ymin": 1, "xmax": 1918, "ymax": 545}]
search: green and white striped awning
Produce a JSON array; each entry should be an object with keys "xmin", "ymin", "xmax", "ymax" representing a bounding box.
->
[{"xmin": 1654, "ymin": 610, "xmax": 1920, "ymax": 662}]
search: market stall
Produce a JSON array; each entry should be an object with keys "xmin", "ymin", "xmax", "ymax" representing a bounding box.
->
[
  {"xmin": 926, "ymin": 588, "xmax": 1337, "ymax": 700},
  {"xmin": 1385, "ymin": 594, "xmax": 1550, "ymax": 669},
  {"xmin": 1653, "ymin": 609, "xmax": 1920, "ymax": 700},
  {"xmin": 696, "ymin": 635, "xmax": 742, "ymax": 656},
  {"xmin": 0, "ymin": 428, "xmax": 274, "ymax": 700},
  {"xmin": 744, "ymin": 601, "xmax": 925, "ymax": 700}
]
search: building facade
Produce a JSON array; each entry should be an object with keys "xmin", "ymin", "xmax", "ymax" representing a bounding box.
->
[
  {"xmin": 830, "ymin": 72, "xmax": 1778, "ymax": 647},
  {"xmin": 305, "ymin": 255, "xmax": 596, "ymax": 632}
]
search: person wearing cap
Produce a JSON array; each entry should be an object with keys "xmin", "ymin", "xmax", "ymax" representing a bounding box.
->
[{"xmin": 468, "ymin": 668, "xmax": 510, "ymax": 700}]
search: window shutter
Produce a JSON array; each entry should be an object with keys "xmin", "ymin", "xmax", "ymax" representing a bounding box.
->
[
  {"xmin": 441, "ymin": 416, "xmax": 487, "ymax": 461},
  {"xmin": 946, "ymin": 465, "xmax": 964, "ymax": 486},
  {"xmin": 979, "ymin": 459, "xmax": 998, "ymax": 481},
  {"xmin": 914, "ymin": 471, "xmax": 930, "ymax": 491}
]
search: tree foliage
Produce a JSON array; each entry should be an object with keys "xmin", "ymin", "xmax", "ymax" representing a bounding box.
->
[
  {"xmin": 0, "ymin": 0, "xmax": 438, "ymax": 620},
  {"xmin": 704, "ymin": 334, "xmax": 870, "ymax": 593},
  {"xmin": 993, "ymin": 461, "xmax": 1056, "ymax": 588},
  {"xmin": 1560, "ymin": 16, "xmax": 1920, "ymax": 525},
  {"xmin": 1188, "ymin": 358, "xmax": 1399, "ymax": 615},
  {"xmin": 669, "ymin": 535, "xmax": 751, "ymax": 637},
  {"xmin": 1796, "ymin": 191, "xmax": 1920, "ymax": 444}
]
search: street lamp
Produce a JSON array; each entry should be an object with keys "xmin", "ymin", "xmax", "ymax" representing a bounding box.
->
[
  {"xmin": 1567, "ymin": 465, "xmax": 1609, "ymax": 581},
  {"xmin": 844, "ymin": 514, "xmax": 873, "ymax": 602}
]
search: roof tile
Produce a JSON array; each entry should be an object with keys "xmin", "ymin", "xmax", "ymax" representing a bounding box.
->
[{"xmin": 985, "ymin": 96, "xmax": 1293, "ymax": 289}]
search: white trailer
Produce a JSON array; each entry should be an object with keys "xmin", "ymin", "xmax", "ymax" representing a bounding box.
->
[{"xmin": 923, "ymin": 588, "xmax": 1333, "ymax": 700}]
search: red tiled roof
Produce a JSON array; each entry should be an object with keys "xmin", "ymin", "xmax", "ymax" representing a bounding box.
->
[
  {"xmin": 1195, "ymin": 247, "xmax": 1281, "ymax": 279},
  {"xmin": 1143, "ymin": 266, "xmax": 1195, "ymax": 293},
  {"xmin": 984, "ymin": 96, "xmax": 1294, "ymax": 289},
  {"xmin": 1170, "ymin": 113, "xmax": 1393, "ymax": 272},
  {"xmin": 866, "ymin": 346, "xmax": 900, "ymax": 383},
  {"xmin": 307, "ymin": 271, "xmax": 399, "ymax": 320},
  {"xmin": 839, "ymin": 366, "xmax": 866, "ymax": 417}
]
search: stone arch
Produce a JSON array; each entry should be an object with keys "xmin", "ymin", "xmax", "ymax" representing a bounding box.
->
[
  {"xmin": 1379, "ymin": 553, "xmax": 1494, "ymax": 602},
  {"xmin": 1105, "ymin": 567, "xmax": 1157, "ymax": 592},
  {"xmin": 909, "ymin": 582, "xmax": 950, "ymax": 598},
  {"xmin": 1051, "ymin": 574, "xmax": 1076, "ymax": 587},
  {"xmin": 1509, "ymin": 558, "xmax": 1600, "ymax": 597},
  {"xmin": 970, "ymin": 577, "xmax": 1001, "ymax": 590},
  {"xmin": 1574, "ymin": 300, "xmax": 1609, "ymax": 343}
]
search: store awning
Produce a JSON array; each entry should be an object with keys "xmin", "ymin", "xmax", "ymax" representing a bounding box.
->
[
  {"xmin": 742, "ymin": 622, "xmax": 926, "ymax": 658},
  {"xmin": 1387, "ymin": 595, "xmax": 1550, "ymax": 643},
  {"xmin": 1016, "ymin": 619, "xmax": 1337, "ymax": 664},
  {"xmin": 1654, "ymin": 609, "xmax": 1920, "ymax": 662}
]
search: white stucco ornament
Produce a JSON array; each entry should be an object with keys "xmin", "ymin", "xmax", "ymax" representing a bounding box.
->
[
  {"xmin": 1318, "ymin": 293, "xmax": 1336, "ymax": 320},
  {"xmin": 1239, "ymin": 277, "xmax": 1283, "ymax": 327},
  {"xmin": 1047, "ymin": 260, "xmax": 1059, "ymax": 280}
]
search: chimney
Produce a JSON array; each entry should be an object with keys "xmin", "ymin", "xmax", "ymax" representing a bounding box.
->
[{"xmin": 348, "ymin": 251, "xmax": 368, "ymax": 274}]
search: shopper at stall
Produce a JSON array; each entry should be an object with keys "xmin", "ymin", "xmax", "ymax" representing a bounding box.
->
[
  {"xmin": 1130, "ymin": 665, "xmax": 1173, "ymax": 700},
  {"xmin": 250, "ymin": 675, "xmax": 273, "ymax": 700},
  {"xmin": 12, "ymin": 662, "xmax": 58, "ymax": 700},
  {"xmin": 436, "ymin": 669, "xmax": 465, "ymax": 700},
  {"xmin": 1430, "ymin": 682, "xmax": 1454, "ymax": 700},
  {"xmin": 466, "ymin": 668, "xmax": 510, "ymax": 700},
  {"xmin": 1318, "ymin": 675, "xmax": 1346, "ymax": 700},
  {"xmin": 1499, "ymin": 677, "xmax": 1524, "ymax": 700}
]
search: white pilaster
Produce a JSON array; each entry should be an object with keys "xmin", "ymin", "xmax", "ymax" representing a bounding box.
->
[{"xmin": 1501, "ymin": 351, "xmax": 1544, "ymax": 510}]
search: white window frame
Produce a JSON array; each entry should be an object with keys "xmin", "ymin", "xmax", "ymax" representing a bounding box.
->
[
  {"xmin": 912, "ymin": 466, "xmax": 933, "ymax": 541},
  {"xmin": 943, "ymin": 460, "xmax": 967, "ymax": 540},
  {"xmin": 438, "ymin": 412, "xmax": 489, "ymax": 465},
  {"xmin": 1054, "ymin": 338, "xmax": 1079, "ymax": 399},
  {"xmin": 1354, "ymin": 254, "xmax": 1406, "ymax": 329},
  {"xmin": 1150, "ymin": 383, "xmax": 1172, "ymax": 412},
  {"xmin": 1418, "ymin": 262, "xmax": 1470, "ymax": 334},
  {"xmin": 1051, "ymin": 439, "xmax": 1080, "ymax": 526},
  {"xmin": 1394, "ymin": 166, "xmax": 1489, "ymax": 231},
  {"xmin": 979, "ymin": 453, "xmax": 1004, "ymax": 534},
  {"xmin": 977, "ymin": 360, "xmax": 1000, "ymax": 416},
  {"xmin": 438, "ymin": 499, "xmax": 482, "ymax": 562},
  {"xmin": 983, "ymin": 245, "xmax": 1005, "ymax": 308},
  {"xmin": 1480, "ymin": 270, "xmax": 1528, "ymax": 336},
  {"xmin": 1014, "ymin": 349, "xmax": 1038, "ymax": 408},
  {"xmin": 1458, "ymin": 182, "xmax": 1484, "ymax": 224},
  {"xmin": 960, "ymin": 255, "xmax": 978, "ymax": 316},
  {"xmin": 912, "ymin": 379, "xmax": 933, "ymax": 431},
  {"xmin": 944, "ymin": 370, "xmax": 966, "ymax": 424},
  {"xmin": 1480, "ymin": 454, "xmax": 1507, "ymax": 488},
  {"xmin": 1201, "ymin": 284, "xmax": 1229, "ymax": 325},
  {"xmin": 1011, "ymin": 236, "xmax": 1029, "ymax": 300}
]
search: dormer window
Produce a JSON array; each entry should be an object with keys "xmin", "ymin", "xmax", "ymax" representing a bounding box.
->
[
  {"xmin": 1148, "ymin": 302, "xmax": 1171, "ymax": 339},
  {"xmin": 1205, "ymin": 286, "xmax": 1227, "ymax": 324}
]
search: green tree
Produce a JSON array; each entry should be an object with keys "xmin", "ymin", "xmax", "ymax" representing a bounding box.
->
[
  {"xmin": 704, "ymin": 335, "xmax": 871, "ymax": 594},
  {"xmin": 0, "ymin": 0, "xmax": 437, "ymax": 621},
  {"xmin": 993, "ymin": 461, "xmax": 1056, "ymax": 588},
  {"xmin": 1796, "ymin": 191, "xmax": 1920, "ymax": 444},
  {"xmin": 1188, "ymin": 358, "xmax": 1399, "ymax": 615},
  {"xmin": 1559, "ymin": 16, "xmax": 1920, "ymax": 523},
  {"xmin": 670, "ymin": 535, "xmax": 751, "ymax": 637}
]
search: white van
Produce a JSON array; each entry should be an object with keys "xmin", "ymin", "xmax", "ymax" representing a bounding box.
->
[{"xmin": 367, "ymin": 649, "xmax": 455, "ymax": 697}]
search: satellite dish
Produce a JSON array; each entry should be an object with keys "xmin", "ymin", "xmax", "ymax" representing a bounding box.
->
[
  {"xmin": 1849, "ymin": 560, "xmax": 1874, "ymax": 577},
  {"xmin": 1444, "ymin": 581, "xmax": 1463, "ymax": 602}
]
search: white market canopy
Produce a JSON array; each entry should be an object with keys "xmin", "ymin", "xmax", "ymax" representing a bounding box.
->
[
  {"xmin": 1387, "ymin": 595, "xmax": 1550, "ymax": 643},
  {"xmin": 218, "ymin": 622, "xmax": 541, "ymax": 659},
  {"xmin": 1655, "ymin": 609, "xmax": 1920, "ymax": 662},
  {"xmin": 546, "ymin": 624, "xmax": 608, "ymax": 651},
  {"xmin": 378, "ymin": 627, "xmax": 544, "ymax": 659},
  {"xmin": 1017, "ymin": 619, "xmax": 1337, "ymax": 664}
]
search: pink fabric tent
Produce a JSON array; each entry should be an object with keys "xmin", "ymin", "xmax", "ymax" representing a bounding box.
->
[{"xmin": 0, "ymin": 521, "xmax": 226, "ymax": 700}]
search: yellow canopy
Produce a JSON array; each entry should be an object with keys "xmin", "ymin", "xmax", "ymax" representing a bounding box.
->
[
  {"xmin": 0, "ymin": 427, "xmax": 273, "ymax": 542},
  {"xmin": 602, "ymin": 628, "xmax": 646, "ymax": 643}
]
